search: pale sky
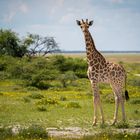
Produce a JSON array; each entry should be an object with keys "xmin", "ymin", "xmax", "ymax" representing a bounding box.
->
[{"xmin": 0, "ymin": 0, "xmax": 140, "ymax": 51}]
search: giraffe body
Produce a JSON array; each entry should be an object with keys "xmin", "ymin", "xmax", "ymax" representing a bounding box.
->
[{"xmin": 76, "ymin": 19, "xmax": 129, "ymax": 125}]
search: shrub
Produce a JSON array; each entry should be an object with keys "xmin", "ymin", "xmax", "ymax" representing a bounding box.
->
[
  {"xmin": 32, "ymin": 80, "xmax": 51, "ymax": 90},
  {"xmin": 19, "ymin": 124, "xmax": 48, "ymax": 138},
  {"xmin": 115, "ymin": 122, "xmax": 129, "ymax": 129},
  {"xmin": 25, "ymin": 69, "xmax": 59, "ymax": 89},
  {"xmin": 134, "ymin": 110, "xmax": 139, "ymax": 114},
  {"xmin": 23, "ymin": 97, "xmax": 31, "ymax": 103},
  {"xmin": 130, "ymin": 99, "xmax": 140, "ymax": 104},
  {"xmin": 0, "ymin": 59, "xmax": 7, "ymax": 71},
  {"xmin": 58, "ymin": 71, "xmax": 77, "ymax": 88},
  {"xmin": 37, "ymin": 98, "xmax": 58, "ymax": 105},
  {"xmin": 75, "ymin": 69, "xmax": 87, "ymax": 78},
  {"xmin": 60, "ymin": 96, "xmax": 67, "ymax": 101},
  {"xmin": 128, "ymin": 76, "xmax": 140, "ymax": 87},
  {"xmin": 86, "ymin": 92, "xmax": 93, "ymax": 97},
  {"xmin": 51, "ymin": 55, "xmax": 66, "ymax": 71},
  {"xmin": 37, "ymin": 105, "xmax": 47, "ymax": 112},
  {"xmin": 0, "ymin": 126, "xmax": 13, "ymax": 139},
  {"xmin": 0, "ymin": 56, "xmax": 21, "ymax": 79},
  {"xmin": 28, "ymin": 93, "xmax": 44, "ymax": 99},
  {"xmin": 7, "ymin": 62, "xmax": 23, "ymax": 78},
  {"xmin": 0, "ymin": 92, "xmax": 4, "ymax": 96},
  {"xmin": 26, "ymin": 86, "xmax": 38, "ymax": 91},
  {"xmin": 52, "ymin": 55, "xmax": 87, "ymax": 78},
  {"xmin": 65, "ymin": 102, "xmax": 81, "ymax": 108},
  {"xmin": 135, "ymin": 122, "xmax": 140, "ymax": 128},
  {"xmin": 0, "ymin": 71, "xmax": 9, "ymax": 80}
]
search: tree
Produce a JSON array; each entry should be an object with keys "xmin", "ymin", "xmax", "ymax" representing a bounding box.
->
[
  {"xmin": 24, "ymin": 33, "xmax": 59, "ymax": 57},
  {"xmin": 0, "ymin": 29, "xmax": 27, "ymax": 57}
]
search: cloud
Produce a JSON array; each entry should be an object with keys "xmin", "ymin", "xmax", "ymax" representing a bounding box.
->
[
  {"xmin": 3, "ymin": 1, "xmax": 29, "ymax": 22},
  {"xmin": 57, "ymin": 0, "xmax": 94, "ymax": 25},
  {"xmin": 19, "ymin": 3, "xmax": 28, "ymax": 13},
  {"xmin": 3, "ymin": 11, "xmax": 16, "ymax": 22},
  {"xmin": 1, "ymin": 0, "xmax": 140, "ymax": 51},
  {"xmin": 106, "ymin": 0, "xmax": 123, "ymax": 4},
  {"xmin": 59, "ymin": 13, "xmax": 75, "ymax": 24},
  {"xmin": 50, "ymin": 0, "xmax": 64, "ymax": 14}
]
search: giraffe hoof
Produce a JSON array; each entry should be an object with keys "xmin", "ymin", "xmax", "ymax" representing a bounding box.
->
[
  {"xmin": 92, "ymin": 122, "xmax": 97, "ymax": 126},
  {"xmin": 101, "ymin": 120, "xmax": 105, "ymax": 125},
  {"xmin": 111, "ymin": 121, "xmax": 116, "ymax": 126}
]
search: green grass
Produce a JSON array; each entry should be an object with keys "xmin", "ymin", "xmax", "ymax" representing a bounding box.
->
[
  {"xmin": 0, "ymin": 54, "xmax": 140, "ymax": 139},
  {"xmin": 0, "ymin": 84, "xmax": 139, "ymax": 128}
]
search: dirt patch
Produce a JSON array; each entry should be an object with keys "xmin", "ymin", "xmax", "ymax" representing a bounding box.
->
[
  {"xmin": 135, "ymin": 74, "xmax": 140, "ymax": 77},
  {"xmin": 47, "ymin": 127, "xmax": 91, "ymax": 138},
  {"xmin": 46, "ymin": 127, "xmax": 140, "ymax": 139},
  {"xmin": 2, "ymin": 125, "xmax": 140, "ymax": 139}
]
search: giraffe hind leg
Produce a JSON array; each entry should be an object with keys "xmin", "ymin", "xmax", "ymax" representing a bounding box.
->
[
  {"xmin": 112, "ymin": 93, "xmax": 119, "ymax": 125},
  {"xmin": 112, "ymin": 87, "xmax": 126, "ymax": 125},
  {"xmin": 111, "ymin": 85, "xmax": 120, "ymax": 125}
]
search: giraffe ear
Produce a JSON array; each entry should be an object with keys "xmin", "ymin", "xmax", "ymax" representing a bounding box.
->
[
  {"xmin": 89, "ymin": 20, "xmax": 93, "ymax": 26},
  {"xmin": 76, "ymin": 20, "xmax": 81, "ymax": 26}
]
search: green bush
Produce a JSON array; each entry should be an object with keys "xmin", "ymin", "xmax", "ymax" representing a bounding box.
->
[
  {"xmin": 0, "ymin": 92, "xmax": 3, "ymax": 96},
  {"xmin": 51, "ymin": 55, "xmax": 87, "ymax": 78},
  {"xmin": 51, "ymin": 55, "xmax": 67, "ymax": 71},
  {"xmin": 134, "ymin": 110, "xmax": 139, "ymax": 114},
  {"xmin": 7, "ymin": 62, "xmax": 23, "ymax": 78},
  {"xmin": 129, "ymin": 76, "xmax": 140, "ymax": 87},
  {"xmin": 0, "ymin": 71, "xmax": 9, "ymax": 80},
  {"xmin": 0, "ymin": 55, "xmax": 88, "ymax": 89},
  {"xmin": 130, "ymin": 99, "xmax": 140, "ymax": 104},
  {"xmin": 60, "ymin": 96, "xmax": 67, "ymax": 101},
  {"xmin": 4, "ymin": 55, "xmax": 140, "ymax": 91},
  {"xmin": 23, "ymin": 97, "xmax": 31, "ymax": 103},
  {"xmin": 135, "ymin": 122, "xmax": 140, "ymax": 128},
  {"xmin": 0, "ymin": 126, "xmax": 13, "ymax": 139},
  {"xmin": 28, "ymin": 77, "xmax": 51, "ymax": 90},
  {"xmin": 0, "ymin": 55, "xmax": 18, "ymax": 79},
  {"xmin": 19, "ymin": 124, "xmax": 48, "ymax": 139},
  {"xmin": 58, "ymin": 71, "xmax": 77, "ymax": 88},
  {"xmin": 26, "ymin": 86, "xmax": 38, "ymax": 91},
  {"xmin": 24, "ymin": 68, "xmax": 59, "ymax": 89},
  {"xmin": 28, "ymin": 93, "xmax": 44, "ymax": 99},
  {"xmin": 115, "ymin": 122, "xmax": 129, "ymax": 129},
  {"xmin": 36, "ymin": 98, "xmax": 58, "ymax": 105},
  {"xmin": 37, "ymin": 105, "xmax": 47, "ymax": 112},
  {"xmin": 0, "ymin": 59, "xmax": 7, "ymax": 71},
  {"xmin": 65, "ymin": 102, "xmax": 81, "ymax": 108}
]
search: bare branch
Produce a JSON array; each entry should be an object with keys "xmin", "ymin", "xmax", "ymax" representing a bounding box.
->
[{"xmin": 26, "ymin": 33, "xmax": 59, "ymax": 57}]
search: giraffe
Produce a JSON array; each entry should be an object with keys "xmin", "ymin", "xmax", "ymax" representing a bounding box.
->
[{"xmin": 76, "ymin": 19, "xmax": 129, "ymax": 125}]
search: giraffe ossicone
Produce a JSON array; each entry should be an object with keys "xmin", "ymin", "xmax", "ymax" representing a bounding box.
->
[{"xmin": 76, "ymin": 19, "xmax": 129, "ymax": 126}]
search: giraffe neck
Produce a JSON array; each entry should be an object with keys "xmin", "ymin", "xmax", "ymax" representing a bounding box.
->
[{"xmin": 83, "ymin": 30, "xmax": 105, "ymax": 66}]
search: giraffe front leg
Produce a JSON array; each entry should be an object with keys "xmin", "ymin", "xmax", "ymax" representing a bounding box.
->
[
  {"xmin": 92, "ymin": 86, "xmax": 100, "ymax": 126},
  {"xmin": 93, "ymin": 95, "xmax": 98, "ymax": 126},
  {"xmin": 99, "ymin": 100, "xmax": 104, "ymax": 124}
]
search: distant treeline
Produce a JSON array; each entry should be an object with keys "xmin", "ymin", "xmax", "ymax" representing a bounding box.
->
[{"xmin": 59, "ymin": 51, "xmax": 140, "ymax": 54}]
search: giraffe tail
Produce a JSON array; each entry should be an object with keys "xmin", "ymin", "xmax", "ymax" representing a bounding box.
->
[
  {"xmin": 125, "ymin": 75, "xmax": 129, "ymax": 101},
  {"xmin": 125, "ymin": 90, "xmax": 129, "ymax": 101}
]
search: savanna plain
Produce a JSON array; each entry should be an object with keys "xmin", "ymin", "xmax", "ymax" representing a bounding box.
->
[{"xmin": 0, "ymin": 53, "xmax": 140, "ymax": 140}]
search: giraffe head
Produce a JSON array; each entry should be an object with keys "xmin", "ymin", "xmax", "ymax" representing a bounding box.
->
[{"xmin": 76, "ymin": 19, "xmax": 93, "ymax": 32}]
